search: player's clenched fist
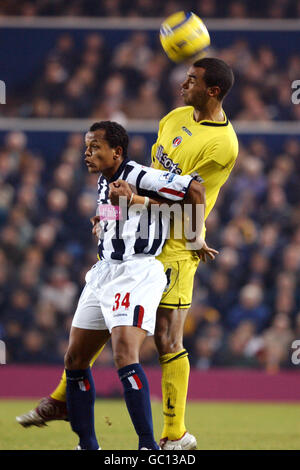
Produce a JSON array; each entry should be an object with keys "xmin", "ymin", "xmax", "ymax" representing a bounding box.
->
[
  {"xmin": 90, "ymin": 215, "xmax": 101, "ymax": 239},
  {"xmin": 109, "ymin": 180, "xmax": 133, "ymax": 206}
]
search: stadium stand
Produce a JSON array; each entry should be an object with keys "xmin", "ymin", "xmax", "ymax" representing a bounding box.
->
[
  {"xmin": 0, "ymin": 3, "xmax": 299, "ymax": 373},
  {"xmin": 1, "ymin": 130, "xmax": 300, "ymax": 372}
]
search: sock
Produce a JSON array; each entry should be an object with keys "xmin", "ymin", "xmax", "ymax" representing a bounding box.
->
[
  {"xmin": 160, "ymin": 349, "xmax": 189, "ymax": 441},
  {"xmin": 51, "ymin": 346, "xmax": 105, "ymax": 402},
  {"xmin": 66, "ymin": 368, "xmax": 99, "ymax": 450},
  {"xmin": 118, "ymin": 363, "xmax": 159, "ymax": 450}
]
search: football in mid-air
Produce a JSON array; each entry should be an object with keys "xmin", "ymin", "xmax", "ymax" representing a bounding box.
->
[{"xmin": 159, "ymin": 11, "xmax": 210, "ymax": 63}]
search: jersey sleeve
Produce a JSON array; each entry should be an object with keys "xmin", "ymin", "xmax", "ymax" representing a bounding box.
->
[{"xmin": 134, "ymin": 166, "xmax": 193, "ymax": 202}]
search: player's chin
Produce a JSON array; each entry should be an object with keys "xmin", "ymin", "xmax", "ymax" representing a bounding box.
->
[
  {"xmin": 183, "ymin": 95, "xmax": 191, "ymax": 106},
  {"xmin": 86, "ymin": 165, "xmax": 98, "ymax": 173}
]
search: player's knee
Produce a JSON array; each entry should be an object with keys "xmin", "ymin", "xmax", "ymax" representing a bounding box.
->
[
  {"xmin": 154, "ymin": 330, "xmax": 166, "ymax": 353},
  {"xmin": 113, "ymin": 343, "xmax": 137, "ymax": 369},
  {"xmin": 155, "ymin": 330, "xmax": 183, "ymax": 355},
  {"xmin": 64, "ymin": 349, "xmax": 89, "ymax": 370},
  {"xmin": 113, "ymin": 350, "xmax": 130, "ymax": 369}
]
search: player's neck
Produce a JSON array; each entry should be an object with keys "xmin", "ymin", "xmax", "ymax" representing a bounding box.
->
[
  {"xmin": 193, "ymin": 101, "xmax": 224, "ymax": 123},
  {"xmin": 102, "ymin": 158, "xmax": 126, "ymax": 181}
]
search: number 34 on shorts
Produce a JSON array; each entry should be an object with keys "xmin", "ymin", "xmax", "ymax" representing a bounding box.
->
[{"xmin": 112, "ymin": 292, "xmax": 131, "ymax": 311}]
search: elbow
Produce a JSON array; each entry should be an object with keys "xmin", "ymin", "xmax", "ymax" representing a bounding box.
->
[{"xmin": 186, "ymin": 180, "xmax": 206, "ymax": 205}]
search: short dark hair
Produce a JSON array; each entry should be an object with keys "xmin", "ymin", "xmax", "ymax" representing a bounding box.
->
[
  {"xmin": 193, "ymin": 57, "xmax": 234, "ymax": 101},
  {"xmin": 89, "ymin": 121, "xmax": 129, "ymax": 157}
]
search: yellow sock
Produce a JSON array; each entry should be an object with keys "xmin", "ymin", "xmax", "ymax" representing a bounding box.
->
[
  {"xmin": 50, "ymin": 344, "xmax": 106, "ymax": 402},
  {"xmin": 160, "ymin": 349, "xmax": 190, "ymax": 441}
]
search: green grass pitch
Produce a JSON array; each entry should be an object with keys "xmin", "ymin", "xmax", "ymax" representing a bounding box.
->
[{"xmin": 0, "ymin": 399, "xmax": 299, "ymax": 450}]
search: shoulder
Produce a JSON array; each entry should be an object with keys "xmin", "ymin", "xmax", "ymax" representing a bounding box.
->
[
  {"xmin": 160, "ymin": 106, "xmax": 193, "ymax": 124},
  {"xmin": 204, "ymin": 126, "xmax": 239, "ymax": 167},
  {"xmin": 227, "ymin": 119, "xmax": 239, "ymax": 144},
  {"xmin": 208, "ymin": 122, "xmax": 239, "ymax": 151},
  {"xmin": 125, "ymin": 160, "xmax": 151, "ymax": 181},
  {"xmin": 127, "ymin": 160, "xmax": 146, "ymax": 172}
]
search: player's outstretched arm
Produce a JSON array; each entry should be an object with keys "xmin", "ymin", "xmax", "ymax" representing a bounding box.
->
[
  {"xmin": 109, "ymin": 180, "xmax": 172, "ymax": 207},
  {"xmin": 109, "ymin": 179, "xmax": 204, "ymax": 208},
  {"xmin": 109, "ymin": 179, "xmax": 218, "ymax": 262}
]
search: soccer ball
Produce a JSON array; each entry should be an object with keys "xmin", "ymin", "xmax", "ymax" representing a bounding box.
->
[{"xmin": 159, "ymin": 11, "xmax": 210, "ymax": 63}]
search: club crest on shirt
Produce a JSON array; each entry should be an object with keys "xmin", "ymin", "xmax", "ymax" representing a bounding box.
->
[{"xmin": 172, "ymin": 136, "xmax": 182, "ymax": 147}]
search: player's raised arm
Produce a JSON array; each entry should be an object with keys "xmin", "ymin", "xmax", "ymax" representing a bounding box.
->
[{"xmin": 108, "ymin": 177, "xmax": 218, "ymax": 262}]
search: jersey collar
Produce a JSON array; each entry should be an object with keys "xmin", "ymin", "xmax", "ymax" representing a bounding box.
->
[
  {"xmin": 193, "ymin": 110, "xmax": 229, "ymax": 127},
  {"xmin": 109, "ymin": 157, "xmax": 130, "ymax": 182}
]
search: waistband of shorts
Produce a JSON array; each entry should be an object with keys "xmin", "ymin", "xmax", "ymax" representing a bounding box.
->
[{"xmin": 99, "ymin": 254, "xmax": 156, "ymax": 265}]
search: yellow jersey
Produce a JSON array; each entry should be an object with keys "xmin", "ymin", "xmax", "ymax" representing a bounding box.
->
[{"xmin": 152, "ymin": 105, "xmax": 239, "ymax": 262}]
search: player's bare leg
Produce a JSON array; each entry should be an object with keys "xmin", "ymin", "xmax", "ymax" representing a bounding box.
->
[
  {"xmin": 64, "ymin": 327, "xmax": 110, "ymax": 371},
  {"xmin": 155, "ymin": 306, "xmax": 197, "ymax": 450},
  {"xmin": 111, "ymin": 325, "xmax": 160, "ymax": 450},
  {"xmin": 111, "ymin": 325, "xmax": 146, "ymax": 368}
]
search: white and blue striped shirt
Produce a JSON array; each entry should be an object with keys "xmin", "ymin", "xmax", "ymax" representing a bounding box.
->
[{"xmin": 97, "ymin": 158, "xmax": 192, "ymax": 261}]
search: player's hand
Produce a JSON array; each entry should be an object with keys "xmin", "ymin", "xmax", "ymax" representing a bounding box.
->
[
  {"xmin": 196, "ymin": 241, "xmax": 219, "ymax": 263},
  {"xmin": 109, "ymin": 180, "xmax": 133, "ymax": 206},
  {"xmin": 90, "ymin": 215, "xmax": 101, "ymax": 238}
]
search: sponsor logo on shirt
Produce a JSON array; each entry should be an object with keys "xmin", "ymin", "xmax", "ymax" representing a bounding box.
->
[
  {"xmin": 182, "ymin": 126, "xmax": 192, "ymax": 136},
  {"xmin": 155, "ymin": 145, "xmax": 182, "ymax": 174},
  {"xmin": 98, "ymin": 204, "xmax": 122, "ymax": 220}
]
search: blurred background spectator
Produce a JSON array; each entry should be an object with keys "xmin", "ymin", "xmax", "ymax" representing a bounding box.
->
[
  {"xmin": 1, "ymin": 6, "xmax": 299, "ymax": 121},
  {"xmin": 1, "ymin": 0, "xmax": 300, "ymax": 18}
]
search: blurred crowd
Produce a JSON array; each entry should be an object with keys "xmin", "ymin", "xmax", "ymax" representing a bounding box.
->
[
  {"xmin": 1, "ymin": 0, "xmax": 299, "ymax": 373},
  {"xmin": 1, "ymin": 0, "xmax": 300, "ymax": 18},
  {"xmin": 3, "ymin": 31, "xmax": 300, "ymax": 122},
  {"xmin": 0, "ymin": 130, "xmax": 300, "ymax": 373}
]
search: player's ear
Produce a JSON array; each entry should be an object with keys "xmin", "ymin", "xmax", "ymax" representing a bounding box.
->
[
  {"xmin": 208, "ymin": 86, "xmax": 221, "ymax": 98},
  {"xmin": 113, "ymin": 145, "xmax": 123, "ymax": 160}
]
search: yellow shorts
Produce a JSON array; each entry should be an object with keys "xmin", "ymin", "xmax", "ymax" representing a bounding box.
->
[{"xmin": 159, "ymin": 258, "xmax": 199, "ymax": 309}]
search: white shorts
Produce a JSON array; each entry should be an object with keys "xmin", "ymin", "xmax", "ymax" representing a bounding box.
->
[{"xmin": 72, "ymin": 256, "xmax": 167, "ymax": 335}]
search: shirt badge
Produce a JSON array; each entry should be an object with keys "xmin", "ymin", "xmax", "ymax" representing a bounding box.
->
[{"xmin": 172, "ymin": 136, "xmax": 182, "ymax": 147}]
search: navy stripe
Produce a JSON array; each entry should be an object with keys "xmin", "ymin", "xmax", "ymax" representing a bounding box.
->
[
  {"xmin": 135, "ymin": 170, "xmax": 146, "ymax": 193},
  {"xmin": 109, "ymin": 158, "xmax": 130, "ymax": 182},
  {"xmin": 97, "ymin": 175, "xmax": 109, "ymax": 204},
  {"xmin": 111, "ymin": 218, "xmax": 126, "ymax": 260},
  {"xmin": 147, "ymin": 211, "xmax": 163, "ymax": 255},
  {"xmin": 97, "ymin": 180, "xmax": 110, "ymax": 260},
  {"xmin": 200, "ymin": 118, "xmax": 229, "ymax": 127},
  {"xmin": 133, "ymin": 216, "xmax": 150, "ymax": 254},
  {"xmin": 97, "ymin": 220, "xmax": 108, "ymax": 260},
  {"xmin": 122, "ymin": 164, "xmax": 135, "ymax": 182},
  {"xmin": 163, "ymin": 350, "xmax": 188, "ymax": 364},
  {"xmin": 159, "ymin": 302, "xmax": 191, "ymax": 307},
  {"xmin": 133, "ymin": 306, "xmax": 140, "ymax": 327},
  {"xmin": 138, "ymin": 187, "xmax": 164, "ymax": 200}
]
